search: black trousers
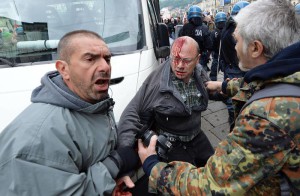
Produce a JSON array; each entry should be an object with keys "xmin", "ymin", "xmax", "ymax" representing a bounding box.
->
[{"xmin": 128, "ymin": 131, "xmax": 214, "ymax": 195}]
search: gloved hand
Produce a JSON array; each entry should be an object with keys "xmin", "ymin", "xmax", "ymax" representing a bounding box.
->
[{"xmin": 102, "ymin": 146, "xmax": 139, "ymax": 178}]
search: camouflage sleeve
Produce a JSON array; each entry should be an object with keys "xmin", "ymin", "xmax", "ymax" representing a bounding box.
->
[
  {"xmin": 225, "ymin": 77, "xmax": 244, "ymax": 97},
  {"xmin": 148, "ymin": 97, "xmax": 296, "ymax": 195}
]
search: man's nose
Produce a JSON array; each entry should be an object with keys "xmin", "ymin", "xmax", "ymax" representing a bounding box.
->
[
  {"xmin": 100, "ymin": 58, "xmax": 111, "ymax": 68},
  {"xmin": 177, "ymin": 60, "xmax": 185, "ymax": 68},
  {"xmin": 96, "ymin": 58, "xmax": 111, "ymax": 73}
]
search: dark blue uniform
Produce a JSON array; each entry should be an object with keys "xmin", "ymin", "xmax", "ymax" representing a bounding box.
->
[
  {"xmin": 209, "ymin": 27, "xmax": 223, "ymax": 81},
  {"xmin": 220, "ymin": 17, "xmax": 240, "ymax": 69}
]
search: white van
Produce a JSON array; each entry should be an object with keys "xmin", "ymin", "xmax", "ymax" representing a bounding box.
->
[{"xmin": 0, "ymin": 0, "xmax": 170, "ymax": 131}]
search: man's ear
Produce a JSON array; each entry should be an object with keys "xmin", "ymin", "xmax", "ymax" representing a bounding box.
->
[
  {"xmin": 55, "ymin": 60, "xmax": 70, "ymax": 80},
  {"xmin": 197, "ymin": 54, "xmax": 201, "ymax": 62},
  {"xmin": 250, "ymin": 40, "xmax": 264, "ymax": 58}
]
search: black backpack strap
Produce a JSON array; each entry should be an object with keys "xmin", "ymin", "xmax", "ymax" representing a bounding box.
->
[{"xmin": 241, "ymin": 83, "xmax": 300, "ymax": 113}]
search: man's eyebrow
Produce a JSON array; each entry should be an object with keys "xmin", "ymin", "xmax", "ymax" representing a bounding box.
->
[
  {"xmin": 82, "ymin": 52, "xmax": 111, "ymax": 58},
  {"xmin": 103, "ymin": 53, "xmax": 112, "ymax": 58},
  {"xmin": 82, "ymin": 52, "xmax": 99, "ymax": 58}
]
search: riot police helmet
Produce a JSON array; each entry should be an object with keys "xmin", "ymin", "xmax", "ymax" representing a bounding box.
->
[
  {"xmin": 296, "ymin": 4, "xmax": 300, "ymax": 15},
  {"xmin": 231, "ymin": 1, "xmax": 250, "ymax": 16},
  {"xmin": 215, "ymin": 12, "xmax": 227, "ymax": 23},
  {"xmin": 187, "ymin": 5, "xmax": 202, "ymax": 20}
]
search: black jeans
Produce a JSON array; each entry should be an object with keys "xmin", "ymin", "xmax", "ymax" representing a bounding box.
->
[{"xmin": 161, "ymin": 130, "xmax": 214, "ymax": 167}]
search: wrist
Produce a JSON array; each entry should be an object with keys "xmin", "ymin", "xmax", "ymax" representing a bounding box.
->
[
  {"xmin": 102, "ymin": 154, "xmax": 121, "ymax": 178},
  {"xmin": 142, "ymin": 154, "xmax": 159, "ymax": 177},
  {"xmin": 215, "ymin": 81, "xmax": 222, "ymax": 92},
  {"xmin": 221, "ymin": 80, "xmax": 228, "ymax": 94}
]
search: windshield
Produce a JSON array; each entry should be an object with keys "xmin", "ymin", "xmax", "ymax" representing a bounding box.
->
[{"xmin": 0, "ymin": 0, "xmax": 145, "ymax": 65}]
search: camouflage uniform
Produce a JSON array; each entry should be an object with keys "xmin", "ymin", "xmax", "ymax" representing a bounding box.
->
[{"xmin": 147, "ymin": 41, "xmax": 300, "ymax": 195}]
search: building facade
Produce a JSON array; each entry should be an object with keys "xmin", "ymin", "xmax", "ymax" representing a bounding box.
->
[
  {"xmin": 198, "ymin": 0, "xmax": 299, "ymax": 16},
  {"xmin": 160, "ymin": 0, "xmax": 300, "ymax": 23}
]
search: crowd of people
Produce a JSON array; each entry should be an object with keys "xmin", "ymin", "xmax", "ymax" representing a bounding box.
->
[{"xmin": 0, "ymin": 0, "xmax": 299, "ymax": 195}]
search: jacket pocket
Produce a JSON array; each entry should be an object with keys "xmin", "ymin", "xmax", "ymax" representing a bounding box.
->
[{"xmin": 209, "ymin": 141, "xmax": 246, "ymax": 185}]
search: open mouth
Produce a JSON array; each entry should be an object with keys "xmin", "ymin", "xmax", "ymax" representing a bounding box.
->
[{"xmin": 95, "ymin": 79, "xmax": 109, "ymax": 85}]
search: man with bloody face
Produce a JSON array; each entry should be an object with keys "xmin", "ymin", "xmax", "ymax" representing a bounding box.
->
[{"xmin": 117, "ymin": 36, "xmax": 214, "ymax": 194}]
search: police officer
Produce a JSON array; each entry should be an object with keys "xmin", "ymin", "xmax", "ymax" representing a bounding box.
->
[
  {"xmin": 209, "ymin": 11, "xmax": 227, "ymax": 81},
  {"xmin": 220, "ymin": 1, "xmax": 249, "ymax": 131},
  {"xmin": 180, "ymin": 5, "xmax": 213, "ymax": 72},
  {"xmin": 220, "ymin": 1, "xmax": 249, "ymax": 77}
]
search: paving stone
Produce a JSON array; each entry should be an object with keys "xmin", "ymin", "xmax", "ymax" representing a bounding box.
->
[
  {"xmin": 201, "ymin": 107, "xmax": 212, "ymax": 116},
  {"xmin": 207, "ymin": 101, "xmax": 227, "ymax": 113},
  {"xmin": 203, "ymin": 128, "xmax": 221, "ymax": 149},
  {"xmin": 200, "ymin": 69, "xmax": 231, "ymax": 147},
  {"xmin": 203, "ymin": 108, "xmax": 229, "ymax": 127},
  {"xmin": 210, "ymin": 123, "xmax": 230, "ymax": 140},
  {"xmin": 201, "ymin": 117, "xmax": 214, "ymax": 131}
]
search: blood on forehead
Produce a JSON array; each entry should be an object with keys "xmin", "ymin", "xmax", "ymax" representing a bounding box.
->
[{"xmin": 171, "ymin": 37, "xmax": 186, "ymax": 58}]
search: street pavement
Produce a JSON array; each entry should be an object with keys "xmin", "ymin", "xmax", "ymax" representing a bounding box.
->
[{"xmin": 201, "ymin": 70, "xmax": 230, "ymax": 148}]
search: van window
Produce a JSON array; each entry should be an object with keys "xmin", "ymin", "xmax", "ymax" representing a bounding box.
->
[
  {"xmin": 147, "ymin": 0, "xmax": 159, "ymax": 47},
  {"xmin": 0, "ymin": 0, "xmax": 145, "ymax": 67}
]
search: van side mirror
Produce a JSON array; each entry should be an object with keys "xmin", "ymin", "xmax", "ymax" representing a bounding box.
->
[{"xmin": 156, "ymin": 23, "xmax": 170, "ymax": 58}]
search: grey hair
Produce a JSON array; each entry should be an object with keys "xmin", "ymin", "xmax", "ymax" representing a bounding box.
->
[{"xmin": 234, "ymin": 0, "xmax": 300, "ymax": 60}]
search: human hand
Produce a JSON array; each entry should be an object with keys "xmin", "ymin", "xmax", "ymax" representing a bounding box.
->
[
  {"xmin": 112, "ymin": 176, "xmax": 133, "ymax": 196},
  {"xmin": 138, "ymin": 135, "xmax": 157, "ymax": 164},
  {"xmin": 205, "ymin": 81, "xmax": 222, "ymax": 93}
]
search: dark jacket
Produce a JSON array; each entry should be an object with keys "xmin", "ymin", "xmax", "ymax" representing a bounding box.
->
[
  {"xmin": 211, "ymin": 27, "xmax": 222, "ymax": 55},
  {"xmin": 220, "ymin": 16, "xmax": 239, "ymax": 67},
  {"xmin": 117, "ymin": 60, "xmax": 209, "ymax": 148}
]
